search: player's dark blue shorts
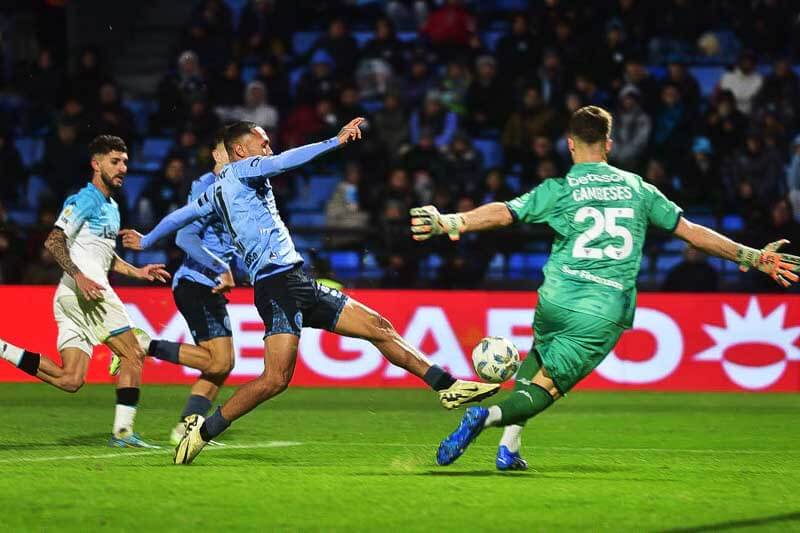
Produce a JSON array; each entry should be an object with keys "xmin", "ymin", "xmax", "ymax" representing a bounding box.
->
[
  {"xmin": 254, "ymin": 265, "xmax": 348, "ymax": 337},
  {"xmin": 173, "ymin": 279, "xmax": 232, "ymax": 343}
]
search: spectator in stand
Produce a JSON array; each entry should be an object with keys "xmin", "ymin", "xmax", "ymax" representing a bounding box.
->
[
  {"xmin": 40, "ymin": 119, "xmax": 87, "ymax": 200},
  {"xmin": 256, "ymin": 57, "xmax": 291, "ymax": 112},
  {"xmin": 402, "ymin": 56, "xmax": 435, "ymax": 109},
  {"xmin": 705, "ymin": 89, "xmax": 747, "ymax": 160},
  {"xmin": 281, "ymin": 97, "xmax": 331, "ymax": 149},
  {"xmin": 661, "ymin": 245, "xmax": 719, "ymax": 292},
  {"xmin": 754, "ymin": 57, "xmax": 800, "ymax": 131},
  {"xmin": 373, "ymin": 92, "xmax": 409, "ymax": 158},
  {"xmin": 238, "ymin": 0, "xmax": 282, "ymax": 58},
  {"xmin": 218, "ymin": 81, "xmax": 278, "ymax": 133},
  {"xmin": 533, "ymin": 48, "xmax": 570, "ymax": 108},
  {"xmin": 787, "ymin": 134, "xmax": 800, "ymax": 218},
  {"xmin": 409, "ymin": 90, "xmax": 458, "ymax": 148},
  {"xmin": 210, "ymin": 61, "xmax": 244, "ymax": 108},
  {"xmin": 183, "ymin": 98, "xmax": 221, "ymax": 145},
  {"xmin": 437, "ymin": 60, "xmax": 470, "ymax": 116},
  {"xmin": 550, "ymin": 18, "xmax": 583, "ymax": 68},
  {"xmin": 682, "ymin": 137, "xmax": 721, "ymax": 210},
  {"xmin": 155, "ymin": 50, "xmax": 207, "ymax": 132},
  {"xmin": 502, "ymin": 85, "xmax": 560, "ymax": 165},
  {"xmin": 442, "ymin": 131, "xmax": 483, "ymax": 195},
  {"xmin": 136, "ymin": 156, "xmax": 188, "ymax": 231},
  {"xmin": 464, "ymin": 55, "xmax": 509, "ymax": 136},
  {"xmin": 744, "ymin": 198, "xmax": 800, "ymax": 292},
  {"xmin": 420, "ymin": 0, "xmax": 476, "ymax": 60},
  {"xmin": 518, "ymin": 135, "xmax": 558, "ymax": 186},
  {"xmin": 92, "ymin": 81, "xmax": 137, "ymax": 146},
  {"xmin": 0, "ymin": 130, "xmax": 27, "ymax": 205},
  {"xmin": 719, "ymin": 49, "xmax": 763, "ymax": 115},
  {"xmin": 361, "ymin": 16, "xmax": 405, "ymax": 73},
  {"xmin": 168, "ymin": 129, "xmax": 202, "ymax": 173},
  {"xmin": 611, "ymin": 0, "xmax": 650, "ymax": 49},
  {"xmin": 400, "ymin": 127, "xmax": 448, "ymax": 184},
  {"xmin": 308, "ymin": 18, "xmax": 359, "ymax": 78},
  {"xmin": 592, "ymin": 19, "xmax": 628, "ymax": 88},
  {"xmin": 721, "ymin": 132, "xmax": 786, "ymax": 209},
  {"xmin": 573, "ymin": 73, "xmax": 611, "ymax": 109},
  {"xmin": 663, "ymin": 60, "xmax": 701, "ymax": 119},
  {"xmin": 70, "ymin": 45, "xmax": 108, "ymax": 108},
  {"xmin": 651, "ymin": 82, "xmax": 690, "ymax": 169},
  {"xmin": 325, "ymin": 161, "xmax": 370, "ymax": 249},
  {"xmin": 22, "ymin": 248, "xmax": 62, "ymax": 284},
  {"xmin": 535, "ymin": 159, "xmax": 559, "ymax": 184},
  {"xmin": 22, "ymin": 48, "xmax": 66, "ymax": 130},
  {"xmin": 620, "ymin": 56, "xmax": 660, "ymax": 113},
  {"xmin": 644, "ymin": 158, "xmax": 679, "ymax": 201},
  {"xmin": 355, "ymin": 57, "xmax": 395, "ymax": 101},
  {"xmin": 480, "ymin": 168, "xmax": 515, "ymax": 204},
  {"xmin": 295, "ymin": 50, "xmax": 338, "ymax": 106},
  {"xmin": 0, "ymin": 227, "xmax": 23, "ymax": 284},
  {"xmin": 495, "ymin": 12, "xmax": 539, "ymax": 85},
  {"xmin": 610, "ymin": 85, "xmax": 651, "ymax": 172},
  {"xmin": 59, "ymin": 96, "xmax": 91, "ymax": 142}
]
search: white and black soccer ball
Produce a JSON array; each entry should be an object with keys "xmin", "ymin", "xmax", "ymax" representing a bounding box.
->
[{"xmin": 471, "ymin": 336, "xmax": 521, "ymax": 383}]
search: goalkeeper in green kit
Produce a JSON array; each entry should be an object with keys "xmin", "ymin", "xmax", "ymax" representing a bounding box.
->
[{"xmin": 410, "ymin": 106, "xmax": 800, "ymax": 470}]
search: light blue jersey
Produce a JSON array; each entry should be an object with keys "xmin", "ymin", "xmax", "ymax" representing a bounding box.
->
[
  {"xmin": 54, "ymin": 182, "xmax": 120, "ymax": 287},
  {"xmin": 173, "ymin": 172, "xmax": 237, "ymax": 289},
  {"xmin": 141, "ymin": 137, "xmax": 341, "ymax": 283}
]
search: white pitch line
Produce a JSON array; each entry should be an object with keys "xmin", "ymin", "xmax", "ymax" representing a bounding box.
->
[{"xmin": 0, "ymin": 441, "xmax": 303, "ymax": 464}]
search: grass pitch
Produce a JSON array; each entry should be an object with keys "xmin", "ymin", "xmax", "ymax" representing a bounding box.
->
[{"xmin": 0, "ymin": 384, "xmax": 798, "ymax": 532}]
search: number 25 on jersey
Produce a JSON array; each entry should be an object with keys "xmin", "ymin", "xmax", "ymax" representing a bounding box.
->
[{"xmin": 572, "ymin": 207, "xmax": 634, "ymax": 260}]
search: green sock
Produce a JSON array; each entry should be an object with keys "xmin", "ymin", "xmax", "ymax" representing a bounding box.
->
[
  {"xmin": 514, "ymin": 350, "xmax": 541, "ymax": 388},
  {"xmin": 497, "ymin": 384, "xmax": 554, "ymax": 426}
]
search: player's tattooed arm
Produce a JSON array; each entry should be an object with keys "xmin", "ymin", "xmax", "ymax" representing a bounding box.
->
[
  {"xmin": 44, "ymin": 228, "xmax": 81, "ymax": 277},
  {"xmin": 111, "ymin": 254, "xmax": 171, "ymax": 283},
  {"xmin": 44, "ymin": 228, "xmax": 106, "ymax": 300}
]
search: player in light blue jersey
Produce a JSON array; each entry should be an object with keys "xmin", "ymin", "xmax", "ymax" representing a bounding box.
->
[
  {"xmin": 121, "ymin": 119, "xmax": 501, "ymax": 464},
  {"xmin": 0, "ymin": 135, "xmax": 169, "ymax": 448}
]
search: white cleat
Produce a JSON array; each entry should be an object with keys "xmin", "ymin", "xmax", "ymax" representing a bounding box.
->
[
  {"xmin": 171, "ymin": 420, "xmax": 224, "ymax": 447},
  {"xmin": 439, "ymin": 379, "xmax": 501, "ymax": 410},
  {"xmin": 173, "ymin": 414, "xmax": 208, "ymax": 465}
]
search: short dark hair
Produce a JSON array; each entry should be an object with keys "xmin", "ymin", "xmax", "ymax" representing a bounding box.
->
[
  {"xmin": 212, "ymin": 126, "xmax": 227, "ymax": 148},
  {"xmin": 568, "ymin": 106, "xmax": 612, "ymax": 145},
  {"xmin": 223, "ymin": 121, "xmax": 258, "ymax": 157},
  {"xmin": 88, "ymin": 135, "xmax": 127, "ymax": 157}
]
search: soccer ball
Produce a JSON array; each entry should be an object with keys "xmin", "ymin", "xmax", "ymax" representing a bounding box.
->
[{"xmin": 471, "ymin": 336, "xmax": 521, "ymax": 383}]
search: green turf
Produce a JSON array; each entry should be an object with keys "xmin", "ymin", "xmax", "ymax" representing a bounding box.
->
[{"xmin": 0, "ymin": 384, "xmax": 799, "ymax": 532}]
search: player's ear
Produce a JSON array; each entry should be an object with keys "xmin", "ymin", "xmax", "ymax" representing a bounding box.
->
[
  {"xmin": 605, "ymin": 137, "xmax": 613, "ymax": 154},
  {"xmin": 90, "ymin": 155, "xmax": 100, "ymax": 172},
  {"xmin": 567, "ymin": 137, "xmax": 575, "ymax": 153}
]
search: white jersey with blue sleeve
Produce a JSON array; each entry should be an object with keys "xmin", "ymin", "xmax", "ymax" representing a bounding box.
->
[
  {"xmin": 173, "ymin": 172, "xmax": 237, "ymax": 289},
  {"xmin": 54, "ymin": 183, "xmax": 120, "ymax": 289}
]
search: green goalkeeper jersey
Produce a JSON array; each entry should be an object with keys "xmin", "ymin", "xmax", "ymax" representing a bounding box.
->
[{"xmin": 505, "ymin": 161, "xmax": 682, "ymax": 328}]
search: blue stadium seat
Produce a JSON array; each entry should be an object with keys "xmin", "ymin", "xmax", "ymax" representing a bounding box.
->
[
  {"xmin": 14, "ymin": 137, "xmax": 44, "ymax": 169},
  {"xmin": 7, "ymin": 208, "xmax": 36, "ymax": 226},
  {"xmin": 292, "ymin": 32, "xmax": 322, "ymax": 55},
  {"xmin": 26, "ymin": 175, "xmax": 49, "ymax": 209},
  {"xmin": 361, "ymin": 252, "xmax": 383, "ymax": 279},
  {"xmin": 137, "ymin": 250, "xmax": 168, "ymax": 265},
  {"xmin": 122, "ymin": 174, "xmax": 152, "ymax": 212},
  {"xmin": 291, "ymin": 213, "xmax": 326, "ymax": 227},
  {"xmin": 330, "ymin": 251, "xmax": 360, "ymax": 271},
  {"xmin": 224, "ymin": 0, "xmax": 249, "ymax": 29},
  {"xmin": 486, "ymin": 253, "xmax": 505, "ymax": 280},
  {"xmin": 289, "ymin": 67, "xmax": 306, "ymax": 97},
  {"xmin": 707, "ymin": 257, "xmax": 725, "ymax": 272},
  {"xmin": 690, "ymin": 214, "xmax": 717, "ymax": 229},
  {"xmin": 721, "ymin": 214, "xmax": 744, "ymax": 232},
  {"xmin": 481, "ymin": 31, "xmax": 504, "ymax": 52},
  {"xmin": 287, "ymin": 175, "xmax": 340, "ymax": 212},
  {"xmin": 473, "ymin": 138, "xmax": 503, "ymax": 169},
  {"xmin": 397, "ymin": 32, "xmax": 416, "ymax": 42},
  {"xmin": 663, "ymin": 239, "xmax": 685, "ymax": 252},
  {"xmin": 292, "ymin": 234, "xmax": 323, "ymax": 250},
  {"xmin": 360, "ymin": 98, "xmax": 384, "ymax": 113},
  {"xmin": 689, "ymin": 66, "xmax": 725, "ymax": 97},
  {"xmin": 505, "ymin": 174, "xmax": 521, "ymax": 192},
  {"xmin": 124, "ymin": 99, "xmax": 156, "ymax": 135},
  {"xmin": 241, "ymin": 64, "xmax": 259, "ymax": 84},
  {"xmin": 656, "ymin": 254, "xmax": 683, "ymax": 272},
  {"xmin": 132, "ymin": 138, "xmax": 173, "ymax": 172},
  {"xmin": 352, "ymin": 31, "xmax": 373, "ymax": 48}
]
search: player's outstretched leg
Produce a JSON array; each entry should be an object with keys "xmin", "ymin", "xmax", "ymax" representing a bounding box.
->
[
  {"xmin": 333, "ymin": 299, "xmax": 500, "ymax": 408},
  {"xmin": 0, "ymin": 338, "xmax": 89, "ymax": 392},
  {"xmin": 105, "ymin": 329, "xmax": 159, "ymax": 448},
  {"xmin": 175, "ymin": 333, "xmax": 297, "ymax": 465}
]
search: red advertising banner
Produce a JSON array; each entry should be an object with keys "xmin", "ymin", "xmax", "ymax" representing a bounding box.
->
[{"xmin": 1, "ymin": 286, "xmax": 799, "ymax": 392}]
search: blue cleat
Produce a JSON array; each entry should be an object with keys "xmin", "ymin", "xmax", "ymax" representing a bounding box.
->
[
  {"xmin": 109, "ymin": 431, "xmax": 160, "ymax": 449},
  {"xmin": 496, "ymin": 445, "xmax": 528, "ymax": 471},
  {"xmin": 436, "ymin": 406, "xmax": 489, "ymax": 466}
]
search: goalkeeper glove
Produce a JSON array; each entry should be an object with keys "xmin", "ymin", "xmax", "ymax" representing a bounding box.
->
[
  {"xmin": 737, "ymin": 239, "xmax": 800, "ymax": 287},
  {"xmin": 409, "ymin": 205, "xmax": 465, "ymax": 241}
]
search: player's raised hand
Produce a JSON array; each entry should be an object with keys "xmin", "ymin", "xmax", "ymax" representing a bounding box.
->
[
  {"xmin": 410, "ymin": 205, "xmax": 465, "ymax": 241},
  {"xmin": 212, "ymin": 269, "xmax": 235, "ymax": 294},
  {"xmin": 337, "ymin": 117, "xmax": 365, "ymax": 145},
  {"xmin": 739, "ymin": 239, "xmax": 800, "ymax": 287},
  {"xmin": 137, "ymin": 264, "xmax": 171, "ymax": 283},
  {"xmin": 74, "ymin": 272, "xmax": 106, "ymax": 301},
  {"xmin": 119, "ymin": 229, "xmax": 144, "ymax": 250}
]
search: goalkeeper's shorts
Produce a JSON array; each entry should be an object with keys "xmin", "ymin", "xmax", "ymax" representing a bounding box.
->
[{"xmin": 533, "ymin": 296, "xmax": 624, "ymax": 393}]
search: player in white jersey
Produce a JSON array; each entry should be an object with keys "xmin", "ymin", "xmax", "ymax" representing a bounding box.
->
[{"xmin": 0, "ymin": 135, "xmax": 169, "ymax": 447}]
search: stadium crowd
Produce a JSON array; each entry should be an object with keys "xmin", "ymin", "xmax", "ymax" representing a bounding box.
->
[{"xmin": 1, "ymin": 0, "xmax": 800, "ymax": 291}]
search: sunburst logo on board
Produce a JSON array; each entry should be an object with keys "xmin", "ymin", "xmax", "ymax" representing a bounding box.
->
[{"xmin": 694, "ymin": 298, "xmax": 800, "ymax": 389}]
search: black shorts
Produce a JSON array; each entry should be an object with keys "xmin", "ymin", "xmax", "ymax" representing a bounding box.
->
[
  {"xmin": 173, "ymin": 279, "xmax": 232, "ymax": 344},
  {"xmin": 254, "ymin": 266, "xmax": 348, "ymax": 337}
]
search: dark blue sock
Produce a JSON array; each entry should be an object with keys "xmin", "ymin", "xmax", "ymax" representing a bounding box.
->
[
  {"xmin": 148, "ymin": 340, "xmax": 180, "ymax": 364},
  {"xmin": 423, "ymin": 365, "xmax": 457, "ymax": 391},
  {"xmin": 180, "ymin": 394, "xmax": 212, "ymax": 421},
  {"xmin": 200, "ymin": 407, "xmax": 230, "ymax": 441}
]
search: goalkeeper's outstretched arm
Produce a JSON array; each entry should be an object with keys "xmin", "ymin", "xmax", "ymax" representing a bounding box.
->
[
  {"xmin": 673, "ymin": 216, "xmax": 800, "ymax": 287},
  {"xmin": 410, "ymin": 203, "xmax": 513, "ymax": 241}
]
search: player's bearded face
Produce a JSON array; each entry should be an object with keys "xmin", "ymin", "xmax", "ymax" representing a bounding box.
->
[
  {"xmin": 242, "ymin": 127, "xmax": 272, "ymax": 157},
  {"xmin": 97, "ymin": 150, "xmax": 128, "ymax": 190}
]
